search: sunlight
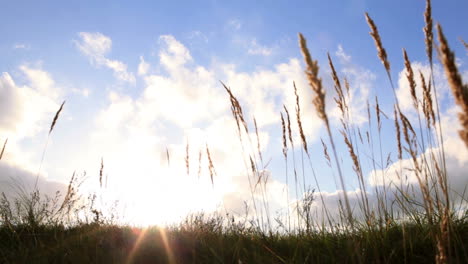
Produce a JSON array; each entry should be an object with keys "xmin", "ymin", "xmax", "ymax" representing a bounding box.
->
[
  {"xmin": 102, "ymin": 164, "xmax": 223, "ymax": 226},
  {"xmin": 125, "ymin": 227, "xmax": 148, "ymax": 264}
]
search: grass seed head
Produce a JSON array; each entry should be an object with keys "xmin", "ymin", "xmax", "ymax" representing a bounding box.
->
[
  {"xmin": 403, "ymin": 49, "xmax": 419, "ymax": 109},
  {"xmin": 293, "ymin": 83, "xmax": 308, "ymax": 155},
  {"xmin": 394, "ymin": 106, "xmax": 403, "ymax": 160},
  {"xmin": 365, "ymin": 13, "xmax": 391, "ymax": 73},
  {"xmin": 298, "ymin": 33, "xmax": 328, "ymax": 127},
  {"xmin": 424, "ymin": 0, "xmax": 434, "ymax": 64},
  {"xmin": 206, "ymin": 144, "xmax": 216, "ymax": 186},
  {"xmin": 49, "ymin": 101, "xmax": 65, "ymax": 135},
  {"xmin": 99, "ymin": 157, "xmax": 104, "ymax": 188},
  {"xmin": 437, "ymin": 24, "xmax": 468, "ymax": 148},
  {"xmin": 420, "ymin": 71, "xmax": 436, "ymax": 126},
  {"xmin": 460, "ymin": 37, "xmax": 468, "ymax": 53},
  {"xmin": 280, "ymin": 112, "xmax": 288, "ymax": 158}
]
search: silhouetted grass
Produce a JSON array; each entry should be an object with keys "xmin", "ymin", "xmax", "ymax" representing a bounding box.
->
[{"xmin": 0, "ymin": 217, "xmax": 467, "ymax": 263}]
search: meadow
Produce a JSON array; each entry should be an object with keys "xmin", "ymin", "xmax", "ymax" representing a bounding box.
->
[{"xmin": 1, "ymin": 1, "xmax": 468, "ymax": 263}]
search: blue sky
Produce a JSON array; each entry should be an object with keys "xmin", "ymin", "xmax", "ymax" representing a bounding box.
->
[{"xmin": 0, "ymin": 0, "xmax": 467, "ymax": 225}]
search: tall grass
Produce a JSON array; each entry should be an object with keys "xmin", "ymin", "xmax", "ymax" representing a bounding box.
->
[{"xmin": 0, "ymin": 0, "xmax": 467, "ymax": 263}]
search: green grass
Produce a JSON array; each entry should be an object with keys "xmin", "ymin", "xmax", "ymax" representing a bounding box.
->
[{"xmin": 0, "ymin": 217, "xmax": 467, "ymax": 263}]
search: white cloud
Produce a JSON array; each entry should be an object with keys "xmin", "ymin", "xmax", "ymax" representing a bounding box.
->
[
  {"xmin": 396, "ymin": 62, "xmax": 449, "ymax": 118},
  {"xmin": 7, "ymin": 32, "xmax": 465, "ymax": 228},
  {"xmin": 159, "ymin": 35, "xmax": 193, "ymax": 70},
  {"xmin": 78, "ymin": 35, "xmax": 322, "ymax": 224},
  {"xmin": 0, "ymin": 66, "xmax": 61, "ymax": 139},
  {"xmin": 335, "ymin": 44, "xmax": 351, "ymax": 63},
  {"xmin": 75, "ymin": 32, "xmax": 111, "ymax": 57},
  {"xmin": 13, "ymin": 43, "xmax": 30, "ymax": 50},
  {"xmin": 137, "ymin": 56, "xmax": 150, "ymax": 76},
  {"xmin": 368, "ymin": 104, "xmax": 468, "ymax": 203},
  {"xmin": 20, "ymin": 65, "xmax": 59, "ymax": 98},
  {"xmin": 328, "ymin": 44, "xmax": 375, "ymax": 126},
  {"xmin": 187, "ymin": 30, "xmax": 208, "ymax": 43},
  {"xmin": 227, "ymin": 19, "xmax": 242, "ymax": 30},
  {"xmin": 71, "ymin": 87, "xmax": 90, "ymax": 97},
  {"xmin": 75, "ymin": 32, "xmax": 136, "ymax": 84},
  {"xmin": 0, "ymin": 65, "xmax": 66, "ymax": 208},
  {"xmin": 247, "ymin": 39, "xmax": 273, "ymax": 56},
  {"xmin": 0, "ymin": 160, "xmax": 67, "ymax": 200}
]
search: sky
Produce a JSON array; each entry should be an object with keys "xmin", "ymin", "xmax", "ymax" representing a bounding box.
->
[{"xmin": 1, "ymin": 0, "xmax": 467, "ymax": 226}]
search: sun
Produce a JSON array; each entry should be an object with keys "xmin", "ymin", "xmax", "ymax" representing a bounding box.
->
[{"xmin": 101, "ymin": 165, "xmax": 223, "ymax": 227}]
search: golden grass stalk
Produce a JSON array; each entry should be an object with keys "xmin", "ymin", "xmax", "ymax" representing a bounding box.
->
[
  {"xmin": 253, "ymin": 117, "xmax": 264, "ymax": 166},
  {"xmin": 280, "ymin": 111, "xmax": 291, "ymax": 231},
  {"xmin": 293, "ymin": 83, "xmax": 308, "ymax": 155},
  {"xmin": 403, "ymin": 49, "xmax": 419, "ymax": 109},
  {"xmin": 375, "ymin": 97, "xmax": 382, "ymax": 131},
  {"xmin": 299, "ymin": 33, "xmax": 353, "ymax": 227},
  {"xmin": 437, "ymin": 24, "xmax": 468, "ymax": 148},
  {"xmin": 436, "ymin": 214, "xmax": 449, "ymax": 264},
  {"xmin": 320, "ymin": 139, "xmax": 331, "ymax": 166},
  {"xmin": 425, "ymin": 5, "xmax": 449, "ymax": 229},
  {"xmin": 250, "ymin": 155, "xmax": 256, "ymax": 175},
  {"xmin": 401, "ymin": 111, "xmax": 436, "ymax": 218},
  {"xmin": 420, "ymin": 71, "xmax": 436, "ymax": 126},
  {"xmin": 298, "ymin": 33, "xmax": 327, "ymax": 126},
  {"xmin": 99, "ymin": 157, "xmax": 104, "ymax": 188},
  {"xmin": 341, "ymin": 131, "xmax": 361, "ymax": 175},
  {"xmin": 280, "ymin": 113, "xmax": 288, "ymax": 158},
  {"xmin": 36, "ymin": 100, "xmax": 66, "ymax": 189},
  {"xmin": 328, "ymin": 54, "xmax": 346, "ymax": 116},
  {"xmin": 283, "ymin": 104, "xmax": 301, "ymax": 217},
  {"xmin": 394, "ymin": 106, "xmax": 403, "ymax": 160},
  {"xmin": 365, "ymin": 13, "xmax": 391, "ymax": 74},
  {"xmin": 206, "ymin": 144, "xmax": 216, "ymax": 187},
  {"xmin": 424, "ymin": 0, "xmax": 434, "ymax": 65},
  {"xmin": 344, "ymin": 77, "xmax": 350, "ymax": 96},
  {"xmin": 461, "ymin": 37, "xmax": 468, "ymax": 52},
  {"xmin": 221, "ymin": 81, "xmax": 248, "ymax": 134},
  {"xmin": 400, "ymin": 112, "xmax": 435, "ymax": 217},
  {"xmin": 400, "ymin": 112, "xmax": 417, "ymax": 151},
  {"xmin": 435, "ymin": 25, "xmax": 459, "ymax": 264},
  {"xmin": 49, "ymin": 101, "xmax": 65, "ymax": 135},
  {"xmin": 328, "ymin": 53, "xmax": 343, "ymax": 95},
  {"xmin": 293, "ymin": 81, "xmax": 333, "ymax": 228},
  {"xmin": 58, "ymin": 172, "xmax": 76, "ymax": 213},
  {"xmin": 405, "ymin": 49, "xmax": 431, "ymax": 184},
  {"xmin": 286, "ymin": 101, "xmax": 308, "ymax": 196},
  {"xmin": 283, "ymin": 105, "xmax": 294, "ymax": 150},
  {"xmin": 0, "ymin": 138, "xmax": 7, "ymax": 160}
]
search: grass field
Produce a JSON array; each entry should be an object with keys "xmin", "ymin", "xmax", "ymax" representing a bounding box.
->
[{"xmin": 1, "ymin": 0, "xmax": 468, "ymax": 263}]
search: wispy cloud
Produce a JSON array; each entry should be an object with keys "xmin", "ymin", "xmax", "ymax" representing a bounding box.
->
[
  {"xmin": 71, "ymin": 87, "xmax": 90, "ymax": 97},
  {"xmin": 13, "ymin": 43, "xmax": 30, "ymax": 50},
  {"xmin": 75, "ymin": 32, "xmax": 136, "ymax": 84},
  {"xmin": 247, "ymin": 39, "xmax": 273, "ymax": 56},
  {"xmin": 335, "ymin": 44, "xmax": 351, "ymax": 63},
  {"xmin": 227, "ymin": 19, "xmax": 242, "ymax": 31},
  {"xmin": 187, "ymin": 30, "xmax": 208, "ymax": 43},
  {"xmin": 138, "ymin": 56, "xmax": 150, "ymax": 76}
]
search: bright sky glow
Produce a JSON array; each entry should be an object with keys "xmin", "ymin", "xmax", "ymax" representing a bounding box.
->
[{"xmin": 1, "ymin": 0, "xmax": 467, "ymax": 226}]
